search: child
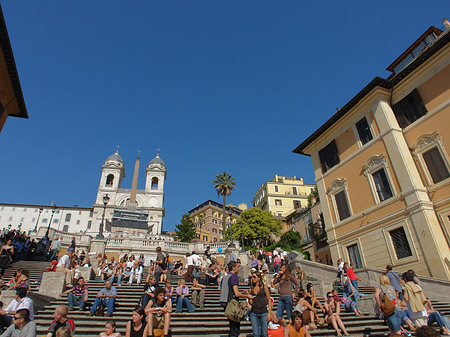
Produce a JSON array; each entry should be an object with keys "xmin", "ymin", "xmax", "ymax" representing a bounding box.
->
[
  {"xmin": 56, "ymin": 326, "xmax": 72, "ymax": 337},
  {"xmin": 164, "ymin": 279, "xmax": 174, "ymax": 304}
]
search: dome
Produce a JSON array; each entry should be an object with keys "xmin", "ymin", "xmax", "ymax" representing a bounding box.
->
[
  {"xmin": 106, "ymin": 150, "xmax": 124, "ymax": 165},
  {"xmin": 149, "ymin": 154, "xmax": 165, "ymax": 168}
]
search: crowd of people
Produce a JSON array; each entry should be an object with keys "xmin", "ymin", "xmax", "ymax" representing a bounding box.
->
[{"xmin": 0, "ymin": 228, "xmax": 448, "ymax": 337}]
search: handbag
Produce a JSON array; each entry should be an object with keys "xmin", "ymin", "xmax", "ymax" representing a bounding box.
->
[
  {"xmin": 380, "ymin": 291, "xmax": 395, "ymax": 317},
  {"xmin": 224, "ymin": 298, "xmax": 247, "ymax": 322}
]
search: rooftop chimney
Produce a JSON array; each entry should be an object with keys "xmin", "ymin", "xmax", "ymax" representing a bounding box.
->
[{"xmin": 443, "ymin": 18, "xmax": 450, "ymax": 29}]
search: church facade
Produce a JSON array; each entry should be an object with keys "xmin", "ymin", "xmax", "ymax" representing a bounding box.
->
[{"xmin": 0, "ymin": 150, "xmax": 166, "ymax": 236}]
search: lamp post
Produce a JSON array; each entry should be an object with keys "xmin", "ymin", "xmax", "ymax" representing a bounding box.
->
[
  {"xmin": 97, "ymin": 194, "xmax": 110, "ymax": 239},
  {"xmin": 45, "ymin": 204, "xmax": 56, "ymax": 238},
  {"xmin": 33, "ymin": 207, "xmax": 43, "ymax": 232},
  {"xmin": 228, "ymin": 208, "xmax": 235, "ymax": 248}
]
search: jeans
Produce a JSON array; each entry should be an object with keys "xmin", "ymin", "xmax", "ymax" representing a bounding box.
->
[
  {"xmin": 273, "ymin": 264, "xmax": 280, "ymax": 273},
  {"xmin": 386, "ymin": 310, "xmax": 403, "ymax": 332},
  {"xmin": 351, "ymin": 280, "xmax": 359, "ymax": 304},
  {"xmin": 206, "ymin": 275, "xmax": 218, "ymax": 286},
  {"xmin": 176, "ymin": 296, "xmax": 194, "ymax": 312},
  {"xmin": 50, "ymin": 249, "xmax": 59, "ymax": 261},
  {"xmin": 277, "ymin": 295, "xmax": 293, "ymax": 319},
  {"xmin": 193, "ymin": 267, "xmax": 200, "ymax": 278},
  {"xmin": 142, "ymin": 293, "xmax": 153, "ymax": 308},
  {"xmin": 249, "ymin": 311, "xmax": 268, "ymax": 337},
  {"xmin": 90, "ymin": 297, "xmax": 115, "ymax": 315},
  {"xmin": 68, "ymin": 292, "xmax": 85, "ymax": 310},
  {"xmin": 428, "ymin": 311, "xmax": 445, "ymax": 327}
]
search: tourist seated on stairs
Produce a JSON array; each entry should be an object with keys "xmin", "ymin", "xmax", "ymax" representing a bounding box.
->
[
  {"xmin": 0, "ymin": 308, "xmax": 36, "ymax": 337},
  {"xmin": 175, "ymin": 280, "xmax": 194, "ymax": 313},
  {"xmin": 324, "ymin": 292, "xmax": 349, "ymax": 336},
  {"xmin": 102, "ymin": 263, "xmax": 115, "ymax": 283},
  {"xmin": 191, "ymin": 278, "xmax": 206, "ymax": 309},
  {"xmin": 100, "ymin": 319, "xmax": 121, "ymax": 337},
  {"xmin": 55, "ymin": 326, "xmax": 71, "ymax": 337},
  {"xmin": 89, "ymin": 280, "xmax": 117, "ymax": 317},
  {"xmin": 46, "ymin": 305, "xmax": 75, "ymax": 337},
  {"xmin": 117, "ymin": 267, "xmax": 131, "ymax": 286},
  {"xmin": 0, "ymin": 287, "xmax": 34, "ymax": 332},
  {"xmin": 145, "ymin": 287, "xmax": 172, "ymax": 337},
  {"xmin": 163, "ymin": 280, "xmax": 174, "ymax": 305},
  {"xmin": 205, "ymin": 265, "xmax": 219, "ymax": 286},
  {"xmin": 415, "ymin": 326, "xmax": 441, "ymax": 337},
  {"xmin": 293, "ymin": 290, "xmax": 317, "ymax": 329},
  {"xmin": 142, "ymin": 277, "xmax": 157, "ymax": 308},
  {"xmin": 283, "ymin": 310, "xmax": 311, "ymax": 337},
  {"xmin": 130, "ymin": 262, "xmax": 143, "ymax": 285},
  {"xmin": 59, "ymin": 276, "xmax": 88, "ymax": 311},
  {"xmin": 7, "ymin": 269, "xmax": 29, "ymax": 291},
  {"xmin": 171, "ymin": 260, "xmax": 182, "ymax": 276},
  {"xmin": 340, "ymin": 296, "xmax": 363, "ymax": 317},
  {"xmin": 125, "ymin": 306, "xmax": 147, "ymax": 337},
  {"xmin": 304, "ymin": 283, "xmax": 325, "ymax": 314}
]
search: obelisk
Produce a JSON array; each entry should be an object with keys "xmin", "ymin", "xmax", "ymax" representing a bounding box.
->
[{"xmin": 128, "ymin": 151, "xmax": 140, "ymax": 210}]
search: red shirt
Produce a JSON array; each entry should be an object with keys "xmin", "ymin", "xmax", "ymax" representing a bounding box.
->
[{"xmin": 347, "ymin": 267, "xmax": 357, "ymax": 281}]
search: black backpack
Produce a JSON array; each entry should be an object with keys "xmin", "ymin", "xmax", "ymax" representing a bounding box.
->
[{"xmin": 161, "ymin": 256, "xmax": 168, "ymax": 270}]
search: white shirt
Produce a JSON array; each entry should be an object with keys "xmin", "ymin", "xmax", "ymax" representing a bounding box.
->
[
  {"xmin": 126, "ymin": 260, "xmax": 135, "ymax": 269},
  {"xmin": 5, "ymin": 297, "xmax": 34, "ymax": 320},
  {"xmin": 192, "ymin": 254, "xmax": 200, "ymax": 266},
  {"xmin": 187, "ymin": 255, "xmax": 194, "ymax": 266},
  {"xmin": 56, "ymin": 254, "xmax": 71, "ymax": 269}
]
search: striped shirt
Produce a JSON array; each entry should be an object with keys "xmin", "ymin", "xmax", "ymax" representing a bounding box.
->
[{"xmin": 73, "ymin": 285, "xmax": 88, "ymax": 297}]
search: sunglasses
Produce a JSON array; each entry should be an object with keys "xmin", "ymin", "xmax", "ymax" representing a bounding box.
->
[
  {"xmin": 327, "ymin": 295, "xmax": 333, "ymax": 298},
  {"xmin": 13, "ymin": 316, "xmax": 22, "ymax": 320}
]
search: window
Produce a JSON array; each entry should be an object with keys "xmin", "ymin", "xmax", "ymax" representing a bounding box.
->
[
  {"xmin": 76, "ymin": 220, "xmax": 80, "ymax": 225},
  {"xmin": 293, "ymin": 200, "xmax": 301, "ymax": 209},
  {"xmin": 356, "ymin": 117, "xmax": 373, "ymax": 145},
  {"xmin": 275, "ymin": 199, "xmax": 282, "ymax": 206},
  {"xmin": 12, "ymin": 208, "xmax": 15, "ymax": 211},
  {"xmin": 274, "ymin": 185, "xmax": 279, "ymax": 192},
  {"xmin": 20, "ymin": 217, "xmax": 24, "ymax": 222},
  {"xmin": 87, "ymin": 221, "xmax": 92, "ymax": 230},
  {"xmin": 277, "ymin": 212, "xmax": 283, "ymax": 216},
  {"xmin": 372, "ymin": 168, "xmax": 393, "ymax": 202},
  {"xmin": 212, "ymin": 228, "xmax": 217, "ymax": 233},
  {"xmin": 53, "ymin": 219, "xmax": 59, "ymax": 224},
  {"xmin": 411, "ymin": 132, "xmax": 450, "ymax": 186},
  {"xmin": 42, "ymin": 218, "xmax": 48, "ymax": 223},
  {"xmin": 392, "ymin": 89, "xmax": 427, "ymax": 128},
  {"xmin": 422, "ymin": 147, "xmax": 450, "ymax": 184},
  {"xmin": 347, "ymin": 244, "xmax": 363, "ymax": 268},
  {"xmin": 8, "ymin": 217, "xmax": 13, "ymax": 221},
  {"xmin": 31, "ymin": 218, "xmax": 35, "ymax": 222},
  {"xmin": 23, "ymin": 208, "xmax": 27, "ymax": 212},
  {"xmin": 389, "ymin": 227, "xmax": 413, "ymax": 259},
  {"xmin": 65, "ymin": 214, "xmax": 71, "ymax": 222},
  {"xmin": 79, "ymin": 211, "xmax": 82, "ymax": 215},
  {"xmin": 151, "ymin": 177, "xmax": 159, "ymax": 190},
  {"xmin": 203, "ymin": 236, "xmax": 208, "ymax": 241},
  {"xmin": 89, "ymin": 210, "xmax": 93, "ymax": 217},
  {"xmin": 292, "ymin": 187, "xmax": 298, "ymax": 195},
  {"xmin": 106, "ymin": 174, "xmax": 114, "ymax": 186},
  {"xmin": 56, "ymin": 210, "xmax": 60, "ymax": 214},
  {"xmin": 62, "ymin": 225, "xmax": 69, "ymax": 232},
  {"xmin": 335, "ymin": 191, "xmax": 351, "ymax": 221},
  {"xmin": 319, "ymin": 140, "xmax": 340, "ymax": 173},
  {"xmin": 219, "ymin": 230, "xmax": 223, "ymax": 235}
]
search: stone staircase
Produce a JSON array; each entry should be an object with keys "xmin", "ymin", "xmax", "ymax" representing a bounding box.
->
[{"xmin": 3, "ymin": 261, "xmax": 450, "ymax": 337}]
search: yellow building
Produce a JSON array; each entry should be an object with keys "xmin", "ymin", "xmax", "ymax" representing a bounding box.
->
[
  {"xmin": 252, "ymin": 175, "xmax": 315, "ymax": 218},
  {"xmin": 0, "ymin": 4, "xmax": 28, "ymax": 132},
  {"xmin": 188, "ymin": 200, "xmax": 246, "ymax": 242},
  {"xmin": 294, "ymin": 21, "xmax": 450, "ymax": 279}
]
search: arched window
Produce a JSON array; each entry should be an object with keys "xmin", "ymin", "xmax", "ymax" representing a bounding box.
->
[
  {"xmin": 106, "ymin": 174, "xmax": 114, "ymax": 187},
  {"xmin": 151, "ymin": 177, "xmax": 159, "ymax": 190},
  {"xmin": 62, "ymin": 225, "xmax": 69, "ymax": 232},
  {"xmin": 65, "ymin": 214, "xmax": 71, "ymax": 222}
]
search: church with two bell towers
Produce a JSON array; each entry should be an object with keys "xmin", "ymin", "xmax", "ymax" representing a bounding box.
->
[{"xmin": 93, "ymin": 149, "xmax": 166, "ymax": 235}]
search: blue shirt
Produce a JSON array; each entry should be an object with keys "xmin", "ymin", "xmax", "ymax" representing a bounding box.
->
[
  {"xmin": 98, "ymin": 286, "xmax": 117, "ymax": 297},
  {"xmin": 386, "ymin": 271, "xmax": 402, "ymax": 293}
]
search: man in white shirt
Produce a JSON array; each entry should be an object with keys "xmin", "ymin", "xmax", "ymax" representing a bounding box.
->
[
  {"xmin": 56, "ymin": 250, "xmax": 74, "ymax": 288},
  {"xmin": 0, "ymin": 287, "xmax": 34, "ymax": 331},
  {"xmin": 184, "ymin": 253, "xmax": 194, "ymax": 282},
  {"xmin": 191, "ymin": 251, "xmax": 200, "ymax": 278}
]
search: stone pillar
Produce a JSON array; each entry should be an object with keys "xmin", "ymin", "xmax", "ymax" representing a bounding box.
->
[
  {"xmin": 90, "ymin": 239, "xmax": 106, "ymax": 258},
  {"xmin": 39, "ymin": 272, "xmax": 66, "ymax": 298}
]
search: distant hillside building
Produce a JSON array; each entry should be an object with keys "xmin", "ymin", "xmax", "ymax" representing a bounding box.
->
[
  {"xmin": 252, "ymin": 175, "xmax": 315, "ymax": 217},
  {"xmin": 188, "ymin": 200, "xmax": 246, "ymax": 242},
  {"xmin": 294, "ymin": 21, "xmax": 450, "ymax": 279}
]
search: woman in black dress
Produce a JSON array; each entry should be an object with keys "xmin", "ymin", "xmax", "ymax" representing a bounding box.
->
[
  {"xmin": 126, "ymin": 306, "xmax": 148, "ymax": 337},
  {"xmin": 0, "ymin": 239, "xmax": 14, "ymax": 275}
]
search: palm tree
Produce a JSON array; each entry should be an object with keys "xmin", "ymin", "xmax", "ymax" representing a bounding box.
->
[{"xmin": 213, "ymin": 172, "xmax": 236, "ymax": 241}]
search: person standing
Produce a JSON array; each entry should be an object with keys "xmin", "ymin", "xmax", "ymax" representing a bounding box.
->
[
  {"xmin": 346, "ymin": 262, "xmax": 362, "ymax": 302},
  {"xmin": 184, "ymin": 253, "xmax": 194, "ymax": 283},
  {"xmin": 229, "ymin": 250, "xmax": 237, "ymax": 263},
  {"xmin": 56, "ymin": 251, "xmax": 74, "ymax": 288},
  {"xmin": 49, "ymin": 238, "xmax": 61, "ymax": 261},
  {"xmin": 0, "ymin": 308, "xmax": 36, "ymax": 337},
  {"xmin": 385, "ymin": 265, "xmax": 403, "ymax": 301},
  {"xmin": 272, "ymin": 265, "xmax": 299, "ymax": 321},
  {"xmin": 220, "ymin": 261, "xmax": 252, "ymax": 337},
  {"xmin": 248, "ymin": 272, "xmax": 273, "ymax": 337},
  {"xmin": 154, "ymin": 247, "xmax": 164, "ymax": 285},
  {"xmin": 191, "ymin": 251, "xmax": 200, "ymax": 279}
]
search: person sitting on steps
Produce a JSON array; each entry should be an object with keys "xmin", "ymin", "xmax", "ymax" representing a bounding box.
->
[
  {"xmin": 191, "ymin": 278, "xmax": 206, "ymax": 309},
  {"xmin": 145, "ymin": 287, "xmax": 172, "ymax": 337},
  {"xmin": 175, "ymin": 280, "xmax": 194, "ymax": 313},
  {"xmin": 89, "ymin": 280, "xmax": 117, "ymax": 317},
  {"xmin": 59, "ymin": 276, "xmax": 88, "ymax": 311}
]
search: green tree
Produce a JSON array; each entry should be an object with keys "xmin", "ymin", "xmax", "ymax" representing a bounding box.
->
[
  {"xmin": 280, "ymin": 230, "xmax": 302, "ymax": 250},
  {"xmin": 229, "ymin": 207, "xmax": 281, "ymax": 248},
  {"xmin": 212, "ymin": 172, "xmax": 236, "ymax": 240},
  {"xmin": 307, "ymin": 186, "xmax": 320, "ymax": 208},
  {"xmin": 175, "ymin": 214, "xmax": 196, "ymax": 242}
]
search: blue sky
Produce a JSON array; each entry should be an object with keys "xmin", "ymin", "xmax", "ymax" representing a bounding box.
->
[{"xmin": 1, "ymin": 1, "xmax": 448, "ymax": 231}]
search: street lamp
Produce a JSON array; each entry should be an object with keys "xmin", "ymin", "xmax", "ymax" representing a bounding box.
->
[
  {"xmin": 97, "ymin": 194, "xmax": 110, "ymax": 239},
  {"xmin": 33, "ymin": 207, "xmax": 43, "ymax": 232},
  {"xmin": 228, "ymin": 208, "xmax": 235, "ymax": 248},
  {"xmin": 45, "ymin": 204, "xmax": 57, "ymax": 238},
  {"xmin": 239, "ymin": 220, "xmax": 245, "ymax": 253}
]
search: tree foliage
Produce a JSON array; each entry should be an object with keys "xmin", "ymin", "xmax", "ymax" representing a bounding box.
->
[
  {"xmin": 227, "ymin": 207, "xmax": 281, "ymax": 248},
  {"xmin": 307, "ymin": 186, "xmax": 320, "ymax": 208},
  {"xmin": 175, "ymin": 214, "xmax": 196, "ymax": 242},
  {"xmin": 279, "ymin": 230, "xmax": 302, "ymax": 250},
  {"xmin": 212, "ymin": 172, "xmax": 236, "ymax": 238}
]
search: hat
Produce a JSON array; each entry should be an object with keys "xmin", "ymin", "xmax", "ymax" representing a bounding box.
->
[{"xmin": 251, "ymin": 268, "xmax": 257, "ymax": 272}]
